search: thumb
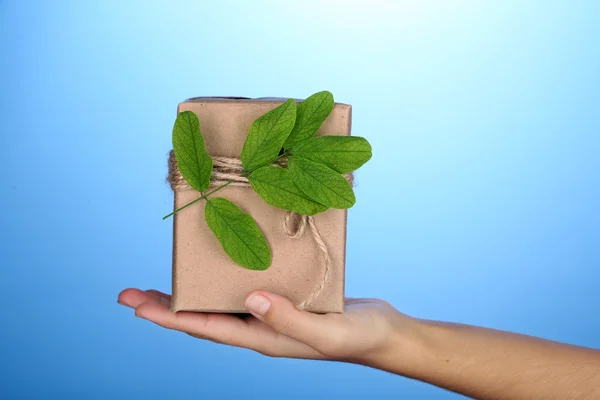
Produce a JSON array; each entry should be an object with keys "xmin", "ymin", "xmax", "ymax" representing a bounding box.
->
[{"xmin": 244, "ymin": 291, "xmax": 333, "ymax": 347}]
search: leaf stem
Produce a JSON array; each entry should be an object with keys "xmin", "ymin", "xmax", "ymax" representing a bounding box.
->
[
  {"xmin": 163, "ymin": 152, "xmax": 290, "ymax": 220},
  {"xmin": 162, "ymin": 181, "xmax": 234, "ymax": 220}
]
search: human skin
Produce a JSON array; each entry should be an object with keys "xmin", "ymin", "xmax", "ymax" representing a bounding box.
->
[{"xmin": 118, "ymin": 288, "xmax": 600, "ymax": 400}]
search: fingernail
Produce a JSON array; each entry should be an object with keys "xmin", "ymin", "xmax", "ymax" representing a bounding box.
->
[{"xmin": 245, "ymin": 294, "xmax": 271, "ymax": 316}]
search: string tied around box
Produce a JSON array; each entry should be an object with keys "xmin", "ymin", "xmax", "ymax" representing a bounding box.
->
[{"xmin": 167, "ymin": 150, "xmax": 353, "ymax": 310}]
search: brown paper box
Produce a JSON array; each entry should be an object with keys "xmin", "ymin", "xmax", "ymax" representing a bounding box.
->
[{"xmin": 171, "ymin": 97, "xmax": 352, "ymax": 313}]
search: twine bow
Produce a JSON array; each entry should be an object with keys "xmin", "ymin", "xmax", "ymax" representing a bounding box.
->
[{"xmin": 167, "ymin": 150, "xmax": 352, "ymax": 310}]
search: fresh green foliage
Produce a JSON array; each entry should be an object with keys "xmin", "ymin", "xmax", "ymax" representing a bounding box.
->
[
  {"xmin": 284, "ymin": 91, "xmax": 334, "ymax": 149},
  {"xmin": 172, "ymin": 111, "xmax": 213, "ymax": 192},
  {"xmin": 248, "ymin": 166, "xmax": 327, "ymax": 216},
  {"xmin": 167, "ymin": 91, "xmax": 372, "ymax": 271},
  {"xmin": 288, "ymin": 156, "xmax": 356, "ymax": 209},
  {"xmin": 205, "ymin": 198, "xmax": 272, "ymax": 270},
  {"xmin": 241, "ymin": 98, "xmax": 297, "ymax": 171},
  {"xmin": 291, "ymin": 136, "xmax": 372, "ymax": 174}
]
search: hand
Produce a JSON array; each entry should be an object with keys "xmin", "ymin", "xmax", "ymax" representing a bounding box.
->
[
  {"xmin": 117, "ymin": 288, "xmax": 417, "ymax": 364},
  {"xmin": 118, "ymin": 289, "xmax": 600, "ymax": 399}
]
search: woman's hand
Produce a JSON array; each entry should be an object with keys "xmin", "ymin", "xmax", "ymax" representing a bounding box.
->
[
  {"xmin": 117, "ymin": 288, "xmax": 419, "ymax": 365},
  {"xmin": 118, "ymin": 288, "xmax": 600, "ymax": 399}
]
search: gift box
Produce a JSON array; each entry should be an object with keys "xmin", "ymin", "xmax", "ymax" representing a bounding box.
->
[{"xmin": 169, "ymin": 97, "xmax": 352, "ymax": 313}]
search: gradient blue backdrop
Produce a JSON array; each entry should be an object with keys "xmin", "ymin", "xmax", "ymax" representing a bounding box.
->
[{"xmin": 1, "ymin": 1, "xmax": 599, "ymax": 398}]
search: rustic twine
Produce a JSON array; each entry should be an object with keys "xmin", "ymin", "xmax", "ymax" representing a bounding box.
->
[{"xmin": 167, "ymin": 150, "xmax": 353, "ymax": 310}]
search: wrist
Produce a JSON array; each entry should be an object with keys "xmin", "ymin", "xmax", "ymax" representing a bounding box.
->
[{"xmin": 358, "ymin": 312, "xmax": 433, "ymax": 377}]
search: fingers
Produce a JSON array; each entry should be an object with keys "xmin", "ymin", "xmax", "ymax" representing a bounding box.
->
[
  {"xmin": 144, "ymin": 290, "xmax": 171, "ymax": 307},
  {"xmin": 145, "ymin": 289, "xmax": 171, "ymax": 301},
  {"xmin": 118, "ymin": 288, "xmax": 170, "ymax": 308},
  {"xmin": 244, "ymin": 291, "xmax": 340, "ymax": 351},
  {"xmin": 117, "ymin": 288, "xmax": 338, "ymax": 359},
  {"xmin": 118, "ymin": 288, "xmax": 253, "ymax": 347},
  {"xmin": 135, "ymin": 300, "xmax": 325, "ymax": 358},
  {"xmin": 134, "ymin": 300, "xmax": 255, "ymax": 347}
]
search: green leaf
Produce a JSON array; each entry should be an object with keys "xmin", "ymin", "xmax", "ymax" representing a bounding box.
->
[
  {"xmin": 205, "ymin": 197, "xmax": 272, "ymax": 270},
  {"xmin": 289, "ymin": 157, "xmax": 355, "ymax": 209},
  {"xmin": 172, "ymin": 111, "xmax": 213, "ymax": 192},
  {"xmin": 248, "ymin": 166, "xmax": 328, "ymax": 216},
  {"xmin": 240, "ymin": 99, "xmax": 297, "ymax": 171},
  {"xmin": 291, "ymin": 136, "xmax": 372, "ymax": 174},
  {"xmin": 284, "ymin": 91, "xmax": 334, "ymax": 149}
]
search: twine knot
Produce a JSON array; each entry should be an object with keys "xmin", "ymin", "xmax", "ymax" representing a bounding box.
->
[{"xmin": 167, "ymin": 150, "xmax": 351, "ymax": 310}]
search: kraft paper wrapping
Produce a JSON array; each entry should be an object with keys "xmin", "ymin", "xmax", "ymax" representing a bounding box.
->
[{"xmin": 171, "ymin": 97, "xmax": 351, "ymax": 313}]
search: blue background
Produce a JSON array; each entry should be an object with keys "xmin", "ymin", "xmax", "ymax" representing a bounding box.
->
[{"xmin": 2, "ymin": 1, "xmax": 599, "ymax": 398}]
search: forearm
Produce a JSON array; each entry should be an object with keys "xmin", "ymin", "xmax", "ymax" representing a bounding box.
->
[{"xmin": 366, "ymin": 317, "xmax": 600, "ymax": 400}]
